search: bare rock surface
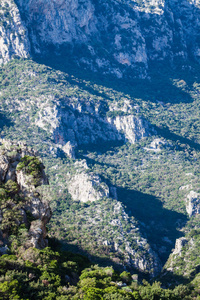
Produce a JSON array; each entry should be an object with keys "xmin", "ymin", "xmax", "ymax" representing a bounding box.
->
[
  {"xmin": 172, "ymin": 237, "xmax": 188, "ymax": 255},
  {"xmin": 0, "ymin": 0, "xmax": 30, "ymax": 64},
  {"xmin": 0, "ymin": 139, "xmax": 51, "ymax": 250},
  {"xmin": 186, "ymin": 190, "xmax": 200, "ymax": 217},
  {"xmin": 11, "ymin": 0, "xmax": 200, "ymax": 77},
  {"xmin": 67, "ymin": 160, "xmax": 109, "ymax": 202}
]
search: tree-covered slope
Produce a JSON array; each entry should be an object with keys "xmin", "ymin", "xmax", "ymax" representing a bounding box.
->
[
  {"xmin": 1, "ymin": 57, "xmax": 200, "ymax": 284},
  {"xmin": 0, "ymin": 142, "xmax": 198, "ymax": 300},
  {"xmin": 1, "ymin": 0, "xmax": 200, "ymax": 294}
]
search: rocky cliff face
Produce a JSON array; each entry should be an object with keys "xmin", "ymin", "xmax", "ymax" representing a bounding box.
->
[
  {"xmin": 163, "ymin": 188, "xmax": 200, "ymax": 280},
  {"xmin": 15, "ymin": 0, "xmax": 147, "ymax": 77},
  {"xmin": 107, "ymin": 115, "xmax": 149, "ymax": 144},
  {"xmin": 163, "ymin": 232, "xmax": 200, "ymax": 281},
  {"xmin": 186, "ymin": 190, "xmax": 200, "ymax": 217},
  {"xmin": 1, "ymin": 0, "xmax": 200, "ymax": 76},
  {"xmin": 0, "ymin": 0, "xmax": 30, "ymax": 65},
  {"xmin": 52, "ymin": 105, "xmax": 150, "ymax": 148},
  {"xmin": 0, "ymin": 59, "xmax": 150, "ymax": 153},
  {"xmin": 107, "ymin": 201, "xmax": 161, "ymax": 276},
  {"xmin": 65, "ymin": 159, "xmax": 110, "ymax": 202},
  {"xmin": 9, "ymin": 0, "xmax": 200, "ymax": 77},
  {"xmin": 0, "ymin": 139, "xmax": 51, "ymax": 251},
  {"xmin": 68, "ymin": 162, "xmax": 110, "ymax": 202}
]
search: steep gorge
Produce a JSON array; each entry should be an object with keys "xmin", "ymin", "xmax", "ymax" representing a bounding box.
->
[{"xmin": 1, "ymin": 0, "xmax": 200, "ymax": 287}]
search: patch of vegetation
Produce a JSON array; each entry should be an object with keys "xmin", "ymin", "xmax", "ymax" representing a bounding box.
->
[
  {"xmin": 16, "ymin": 155, "xmax": 44, "ymax": 186},
  {"xmin": 0, "ymin": 245, "xmax": 197, "ymax": 299}
]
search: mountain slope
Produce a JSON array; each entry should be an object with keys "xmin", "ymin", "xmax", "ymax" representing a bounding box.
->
[
  {"xmin": 2, "ymin": 0, "xmax": 200, "ymax": 78},
  {"xmin": 12, "ymin": 0, "xmax": 200, "ymax": 78},
  {"xmin": 1, "ymin": 0, "xmax": 200, "ymax": 289},
  {"xmin": 0, "ymin": 0, "xmax": 30, "ymax": 64}
]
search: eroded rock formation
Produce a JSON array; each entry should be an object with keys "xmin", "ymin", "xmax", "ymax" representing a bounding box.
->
[
  {"xmin": 10, "ymin": 0, "xmax": 200, "ymax": 77},
  {"xmin": 0, "ymin": 139, "xmax": 51, "ymax": 251},
  {"xmin": 0, "ymin": 0, "xmax": 30, "ymax": 64}
]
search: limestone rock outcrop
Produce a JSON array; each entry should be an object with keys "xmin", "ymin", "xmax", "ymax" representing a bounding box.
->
[
  {"xmin": 107, "ymin": 115, "xmax": 149, "ymax": 144},
  {"xmin": 0, "ymin": 0, "xmax": 30, "ymax": 65},
  {"xmin": 62, "ymin": 141, "xmax": 76, "ymax": 159},
  {"xmin": 0, "ymin": 139, "xmax": 51, "ymax": 250},
  {"xmin": 29, "ymin": 219, "xmax": 48, "ymax": 249},
  {"xmin": 108, "ymin": 201, "xmax": 161, "ymax": 277},
  {"xmin": 33, "ymin": 97, "xmax": 150, "ymax": 150},
  {"xmin": 2, "ymin": 0, "xmax": 200, "ymax": 76},
  {"xmin": 164, "ymin": 236, "xmax": 197, "ymax": 277},
  {"xmin": 67, "ymin": 160, "xmax": 109, "ymax": 202},
  {"xmin": 186, "ymin": 190, "xmax": 200, "ymax": 217},
  {"xmin": 68, "ymin": 172, "xmax": 109, "ymax": 203},
  {"xmin": 144, "ymin": 138, "xmax": 173, "ymax": 152},
  {"xmin": 13, "ymin": 0, "xmax": 200, "ymax": 77},
  {"xmin": 172, "ymin": 237, "xmax": 188, "ymax": 256},
  {"xmin": 65, "ymin": 160, "xmax": 161, "ymax": 276}
]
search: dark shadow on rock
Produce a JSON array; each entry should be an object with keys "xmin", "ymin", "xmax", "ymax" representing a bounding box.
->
[
  {"xmin": 66, "ymin": 147, "xmax": 188, "ymax": 270},
  {"xmin": 154, "ymin": 124, "xmax": 200, "ymax": 151},
  {"xmin": 190, "ymin": 264, "xmax": 200, "ymax": 279},
  {"xmin": 116, "ymin": 187, "xmax": 187, "ymax": 266},
  {"xmin": 34, "ymin": 55, "xmax": 115, "ymax": 103},
  {"xmin": 15, "ymin": 0, "xmax": 200, "ymax": 107},
  {"xmin": 76, "ymin": 144, "xmax": 188, "ymax": 267},
  {"xmin": 50, "ymin": 179, "xmax": 188, "ymax": 278},
  {"xmin": 46, "ymin": 236, "xmax": 197, "ymax": 286},
  {"xmin": 34, "ymin": 55, "xmax": 193, "ymax": 105},
  {"xmin": 51, "ymin": 235, "xmax": 151, "ymax": 281},
  {"xmin": 30, "ymin": 0, "xmax": 200, "ymax": 105},
  {"xmin": 159, "ymin": 270, "xmax": 191, "ymax": 288},
  {"xmin": 77, "ymin": 140, "xmax": 124, "ymax": 157}
]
